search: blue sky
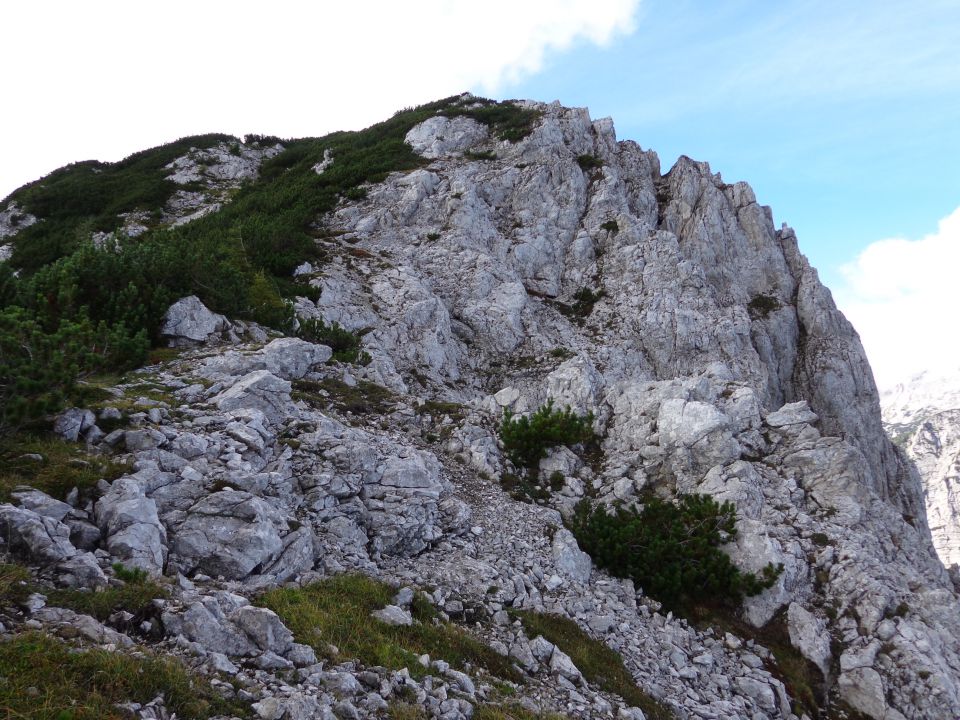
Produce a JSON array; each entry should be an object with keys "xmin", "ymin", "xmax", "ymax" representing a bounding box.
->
[{"xmin": 496, "ymin": 0, "xmax": 960, "ymax": 291}]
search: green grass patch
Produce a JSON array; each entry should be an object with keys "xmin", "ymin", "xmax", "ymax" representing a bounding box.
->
[
  {"xmin": 415, "ymin": 400, "xmax": 465, "ymax": 421},
  {"xmin": 0, "ymin": 563, "xmax": 32, "ymax": 605},
  {"xmin": 48, "ymin": 579, "xmax": 168, "ymax": 622},
  {"xmin": 513, "ymin": 611, "xmax": 674, "ymax": 720},
  {"xmin": 258, "ymin": 574, "xmax": 521, "ymax": 682},
  {"xmin": 687, "ymin": 607, "xmax": 822, "ymax": 718},
  {"xmin": 0, "ymin": 632, "xmax": 249, "ymax": 719},
  {"xmin": 464, "ymin": 150, "xmax": 497, "ymax": 161},
  {"xmin": 0, "ymin": 434, "xmax": 131, "ymax": 501}
]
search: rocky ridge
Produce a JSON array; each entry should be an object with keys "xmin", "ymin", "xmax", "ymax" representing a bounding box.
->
[{"xmin": 1, "ymin": 96, "xmax": 958, "ymax": 720}]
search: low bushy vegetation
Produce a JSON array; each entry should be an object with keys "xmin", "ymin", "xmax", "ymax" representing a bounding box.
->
[
  {"xmin": 499, "ymin": 400, "xmax": 596, "ymax": 477},
  {"xmin": 0, "ymin": 434, "xmax": 131, "ymax": 501},
  {"xmin": 747, "ymin": 294, "xmax": 781, "ymax": 319},
  {"xmin": 576, "ymin": 154, "xmax": 604, "ymax": 171},
  {"xmin": 292, "ymin": 377, "xmax": 396, "ymax": 416},
  {"xmin": 0, "ymin": 96, "xmax": 537, "ymax": 433},
  {"xmin": 570, "ymin": 494, "xmax": 782, "ymax": 611},
  {"xmin": 514, "ymin": 611, "xmax": 674, "ymax": 720},
  {"xmin": 258, "ymin": 574, "xmax": 520, "ymax": 682},
  {"xmin": 0, "ymin": 562, "xmax": 31, "ymax": 605},
  {"xmin": 0, "ymin": 305, "xmax": 147, "ymax": 434},
  {"xmin": 0, "ymin": 632, "xmax": 249, "ymax": 719},
  {"xmin": 296, "ymin": 316, "xmax": 370, "ymax": 364}
]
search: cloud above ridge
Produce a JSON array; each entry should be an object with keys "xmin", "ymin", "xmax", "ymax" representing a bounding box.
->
[
  {"xmin": 835, "ymin": 206, "xmax": 960, "ymax": 390},
  {"xmin": 0, "ymin": 0, "xmax": 639, "ymax": 199}
]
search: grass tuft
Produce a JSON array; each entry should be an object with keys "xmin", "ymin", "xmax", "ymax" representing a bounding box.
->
[
  {"xmin": 0, "ymin": 632, "xmax": 249, "ymax": 719},
  {"xmin": 258, "ymin": 574, "xmax": 520, "ymax": 682},
  {"xmin": 514, "ymin": 610, "xmax": 674, "ymax": 720}
]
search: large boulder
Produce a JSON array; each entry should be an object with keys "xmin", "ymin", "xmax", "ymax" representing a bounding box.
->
[
  {"xmin": 160, "ymin": 296, "xmax": 229, "ymax": 346},
  {"xmin": 404, "ymin": 115, "xmax": 488, "ymax": 159},
  {"xmin": 211, "ymin": 371, "xmax": 292, "ymax": 425},
  {"xmin": 168, "ymin": 490, "xmax": 297, "ymax": 580},
  {"xmin": 0, "ymin": 505, "xmax": 77, "ymax": 563},
  {"xmin": 94, "ymin": 478, "xmax": 168, "ymax": 575}
]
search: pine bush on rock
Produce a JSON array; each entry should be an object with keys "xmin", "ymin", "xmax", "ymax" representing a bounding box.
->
[
  {"xmin": 296, "ymin": 316, "xmax": 371, "ymax": 365},
  {"xmin": 570, "ymin": 494, "xmax": 782, "ymax": 611},
  {"xmin": 498, "ymin": 400, "xmax": 595, "ymax": 477}
]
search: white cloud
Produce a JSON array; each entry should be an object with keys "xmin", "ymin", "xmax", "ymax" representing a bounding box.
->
[
  {"xmin": 835, "ymin": 206, "xmax": 960, "ymax": 390},
  {"xmin": 0, "ymin": 0, "xmax": 638, "ymax": 199}
]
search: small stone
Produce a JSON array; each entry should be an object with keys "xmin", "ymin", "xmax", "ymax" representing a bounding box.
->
[{"xmin": 372, "ymin": 605, "xmax": 413, "ymax": 626}]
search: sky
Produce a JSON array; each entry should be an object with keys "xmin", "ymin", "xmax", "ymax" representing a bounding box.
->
[{"xmin": 2, "ymin": 0, "xmax": 958, "ymax": 388}]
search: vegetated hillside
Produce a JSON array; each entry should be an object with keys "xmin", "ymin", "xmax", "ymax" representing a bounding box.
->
[{"xmin": 0, "ymin": 94, "xmax": 958, "ymax": 720}]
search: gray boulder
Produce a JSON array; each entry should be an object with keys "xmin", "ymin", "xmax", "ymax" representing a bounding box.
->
[
  {"xmin": 12, "ymin": 488, "xmax": 73, "ymax": 521},
  {"xmin": 169, "ymin": 490, "xmax": 289, "ymax": 580},
  {"xmin": 53, "ymin": 408, "xmax": 97, "ymax": 442},
  {"xmin": 0, "ymin": 504, "xmax": 77, "ymax": 563},
  {"xmin": 211, "ymin": 370, "xmax": 292, "ymax": 425},
  {"xmin": 551, "ymin": 528, "xmax": 591, "ymax": 584},
  {"xmin": 160, "ymin": 295, "xmax": 229, "ymax": 345},
  {"xmin": 94, "ymin": 478, "xmax": 168, "ymax": 574},
  {"xmin": 202, "ymin": 337, "xmax": 332, "ymax": 380}
]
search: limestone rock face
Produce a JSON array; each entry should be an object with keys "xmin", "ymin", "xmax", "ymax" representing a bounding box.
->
[{"xmin": 883, "ymin": 370, "xmax": 960, "ymax": 569}]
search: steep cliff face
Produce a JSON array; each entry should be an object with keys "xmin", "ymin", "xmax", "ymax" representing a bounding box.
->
[
  {"xmin": 883, "ymin": 371, "xmax": 960, "ymax": 569},
  {"xmin": 1, "ymin": 97, "xmax": 958, "ymax": 720}
]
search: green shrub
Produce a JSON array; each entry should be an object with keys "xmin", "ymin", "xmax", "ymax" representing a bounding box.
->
[
  {"xmin": 248, "ymin": 271, "xmax": 294, "ymax": 331},
  {"xmin": 570, "ymin": 494, "xmax": 782, "ymax": 610},
  {"xmin": 296, "ymin": 316, "xmax": 370, "ymax": 365},
  {"xmin": 499, "ymin": 400, "xmax": 595, "ymax": 477},
  {"xmin": 549, "ymin": 288, "xmax": 605, "ymax": 322},
  {"xmin": 747, "ymin": 294, "xmax": 781, "ymax": 319},
  {"xmin": 600, "ymin": 220, "xmax": 619, "ymax": 233},
  {"xmin": 577, "ymin": 155, "xmax": 603, "ymax": 171},
  {"xmin": 0, "ymin": 306, "xmax": 147, "ymax": 435}
]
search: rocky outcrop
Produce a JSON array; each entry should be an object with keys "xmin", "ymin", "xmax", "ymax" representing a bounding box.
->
[
  {"xmin": 882, "ymin": 370, "xmax": 960, "ymax": 570},
  {"xmin": 162, "ymin": 140, "xmax": 283, "ymax": 226},
  {"xmin": 2, "ymin": 98, "xmax": 957, "ymax": 720}
]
